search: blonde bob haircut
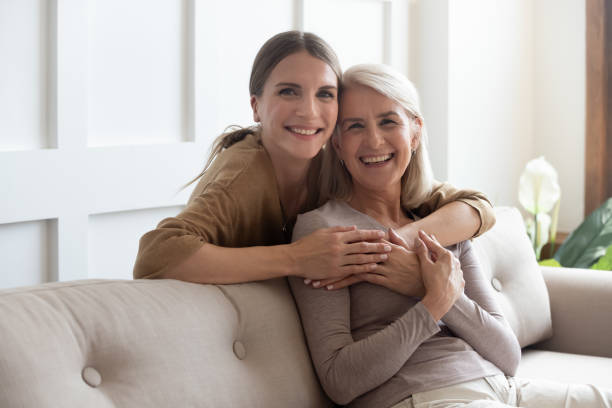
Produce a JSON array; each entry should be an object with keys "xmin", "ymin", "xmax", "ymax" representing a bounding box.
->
[{"xmin": 319, "ymin": 63, "xmax": 435, "ymax": 210}]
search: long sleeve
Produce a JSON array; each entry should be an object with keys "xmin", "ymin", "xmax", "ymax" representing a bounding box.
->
[
  {"xmin": 289, "ymin": 212, "xmax": 440, "ymax": 405},
  {"xmin": 413, "ymin": 181, "xmax": 496, "ymax": 237},
  {"xmin": 133, "ymin": 138, "xmax": 285, "ymax": 280},
  {"xmin": 441, "ymin": 240, "xmax": 522, "ymax": 375}
]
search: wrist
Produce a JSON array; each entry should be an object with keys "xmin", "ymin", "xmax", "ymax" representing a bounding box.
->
[
  {"xmin": 422, "ymin": 294, "xmax": 447, "ymax": 321},
  {"xmin": 276, "ymin": 243, "xmax": 300, "ymax": 278}
]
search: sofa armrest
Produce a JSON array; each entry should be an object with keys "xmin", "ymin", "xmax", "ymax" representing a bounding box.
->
[{"xmin": 532, "ymin": 266, "xmax": 612, "ymax": 357}]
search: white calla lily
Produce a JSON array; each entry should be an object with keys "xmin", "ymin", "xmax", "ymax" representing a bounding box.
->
[{"xmin": 518, "ymin": 156, "xmax": 561, "ymax": 215}]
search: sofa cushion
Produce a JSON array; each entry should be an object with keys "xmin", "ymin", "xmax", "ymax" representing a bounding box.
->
[
  {"xmin": 518, "ymin": 349, "xmax": 612, "ymax": 390},
  {"xmin": 471, "ymin": 207, "xmax": 553, "ymax": 347},
  {"xmin": 0, "ymin": 278, "xmax": 332, "ymax": 408}
]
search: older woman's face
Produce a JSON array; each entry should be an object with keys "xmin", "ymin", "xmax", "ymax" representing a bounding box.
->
[{"xmin": 336, "ymin": 84, "xmax": 419, "ymax": 194}]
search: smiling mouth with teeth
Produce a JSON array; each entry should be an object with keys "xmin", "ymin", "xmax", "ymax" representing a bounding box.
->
[
  {"xmin": 360, "ymin": 153, "xmax": 394, "ymax": 165},
  {"xmin": 287, "ymin": 127, "xmax": 321, "ymax": 136}
]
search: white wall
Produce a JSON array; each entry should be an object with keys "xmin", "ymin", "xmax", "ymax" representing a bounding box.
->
[
  {"xmin": 412, "ymin": 0, "xmax": 585, "ymax": 232},
  {"xmin": 0, "ymin": 0, "xmax": 408, "ymax": 289},
  {"xmin": 533, "ymin": 0, "xmax": 585, "ymax": 232}
]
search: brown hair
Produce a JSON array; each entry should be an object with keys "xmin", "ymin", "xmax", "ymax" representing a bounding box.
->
[{"xmin": 184, "ymin": 31, "xmax": 341, "ymax": 189}]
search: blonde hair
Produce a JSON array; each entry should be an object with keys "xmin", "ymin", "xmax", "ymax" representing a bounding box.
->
[
  {"xmin": 319, "ymin": 64, "xmax": 434, "ymax": 209},
  {"xmin": 184, "ymin": 31, "xmax": 341, "ymax": 190}
]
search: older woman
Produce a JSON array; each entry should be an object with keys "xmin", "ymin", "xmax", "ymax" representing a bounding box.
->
[{"xmin": 288, "ymin": 64, "xmax": 612, "ymax": 408}]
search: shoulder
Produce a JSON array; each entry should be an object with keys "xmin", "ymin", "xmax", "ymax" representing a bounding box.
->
[
  {"xmin": 190, "ymin": 134, "xmax": 276, "ymax": 202},
  {"xmin": 293, "ymin": 204, "xmax": 335, "ymax": 242}
]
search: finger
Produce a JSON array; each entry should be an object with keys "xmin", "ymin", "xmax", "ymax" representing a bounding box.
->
[
  {"xmin": 342, "ymin": 263, "xmax": 378, "ymax": 274},
  {"xmin": 328, "ymin": 225, "xmax": 357, "ymax": 233},
  {"xmin": 343, "ymin": 253, "xmax": 389, "ymax": 265},
  {"xmin": 342, "ymin": 229, "xmax": 386, "ymax": 243},
  {"xmin": 325, "ymin": 275, "xmax": 364, "ymax": 290},
  {"xmin": 415, "ymin": 237, "xmax": 433, "ymax": 265},
  {"xmin": 388, "ymin": 228, "xmax": 409, "ymax": 249},
  {"xmin": 311, "ymin": 277, "xmax": 343, "ymax": 288},
  {"xmin": 358, "ymin": 273, "xmax": 389, "ymax": 287},
  {"xmin": 418, "ymin": 230, "xmax": 445, "ymax": 258},
  {"xmin": 345, "ymin": 241, "xmax": 392, "ymax": 255}
]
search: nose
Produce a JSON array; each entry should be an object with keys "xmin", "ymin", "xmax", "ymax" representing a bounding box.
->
[
  {"xmin": 365, "ymin": 126, "xmax": 385, "ymax": 149},
  {"xmin": 295, "ymin": 93, "xmax": 317, "ymax": 118}
]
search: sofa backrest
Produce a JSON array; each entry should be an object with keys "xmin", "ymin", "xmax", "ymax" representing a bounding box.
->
[
  {"xmin": 0, "ymin": 278, "xmax": 332, "ymax": 408},
  {"xmin": 0, "ymin": 207, "xmax": 552, "ymax": 407},
  {"xmin": 472, "ymin": 207, "xmax": 553, "ymax": 347}
]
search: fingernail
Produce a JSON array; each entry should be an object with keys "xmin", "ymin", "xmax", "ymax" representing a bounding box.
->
[
  {"xmin": 313, "ymin": 281, "xmax": 321, "ymax": 287},
  {"xmin": 326, "ymin": 285, "xmax": 334, "ymax": 290},
  {"xmin": 384, "ymin": 245, "xmax": 391, "ymax": 252},
  {"xmin": 380, "ymin": 254, "xmax": 388, "ymax": 260},
  {"xmin": 414, "ymin": 238, "xmax": 421, "ymax": 247},
  {"xmin": 370, "ymin": 264, "xmax": 377, "ymax": 270},
  {"xmin": 304, "ymin": 279, "xmax": 311, "ymax": 285}
]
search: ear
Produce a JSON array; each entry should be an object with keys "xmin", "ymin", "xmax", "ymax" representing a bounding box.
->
[
  {"xmin": 331, "ymin": 130, "xmax": 342, "ymax": 156},
  {"xmin": 411, "ymin": 117, "xmax": 423, "ymax": 151},
  {"xmin": 250, "ymin": 95, "xmax": 260, "ymax": 123}
]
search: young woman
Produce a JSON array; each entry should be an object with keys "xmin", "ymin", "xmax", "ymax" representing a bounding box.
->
[
  {"xmin": 133, "ymin": 31, "xmax": 495, "ymax": 288},
  {"xmin": 288, "ymin": 63, "xmax": 612, "ymax": 408}
]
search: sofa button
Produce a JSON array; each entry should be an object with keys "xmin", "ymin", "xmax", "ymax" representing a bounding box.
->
[
  {"xmin": 491, "ymin": 278, "xmax": 503, "ymax": 292},
  {"xmin": 82, "ymin": 367, "xmax": 102, "ymax": 387},
  {"xmin": 233, "ymin": 340, "xmax": 246, "ymax": 360}
]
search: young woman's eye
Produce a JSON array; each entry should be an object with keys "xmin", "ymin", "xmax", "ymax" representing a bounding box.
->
[
  {"xmin": 279, "ymin": 88, "xmax": 297, "ymax": 96},
  {"xmin": 317, "ymin": 90, "xmax": 335, "ymax": 99}
]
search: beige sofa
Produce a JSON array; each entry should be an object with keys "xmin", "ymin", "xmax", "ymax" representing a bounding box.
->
[{"xmin": 1, "ymin": 208, "xmax": 611, "ymax": 407}]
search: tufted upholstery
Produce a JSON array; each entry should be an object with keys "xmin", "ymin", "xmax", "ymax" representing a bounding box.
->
[
  {"xmin": 0, "ymin": 207, "xmax": 610, "ymax": 407},
  {"xmin": 471, "ymin": 207, "xmax": 553, "ymax": 347},
  {"xmin": 0, "ymin": 278, "xmax": 331, "ymax": 408}
]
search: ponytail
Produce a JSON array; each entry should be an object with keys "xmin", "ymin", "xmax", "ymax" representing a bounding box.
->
[{"xmin": 182, "ymin": 125, "xmax": 261, "ymax": 190}]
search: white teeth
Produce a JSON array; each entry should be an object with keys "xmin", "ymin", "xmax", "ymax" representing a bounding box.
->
[
  {"xmin": 290, "ymin": 127, "xmax": 317, "ymax": 135},
  {"xmin": 361, "ymin": 154, "xmax": 393, "ymax": 164}
]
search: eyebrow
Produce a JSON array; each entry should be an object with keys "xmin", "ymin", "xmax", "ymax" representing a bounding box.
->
[
  {"xmin": 341, "ymin": 111, "xmax": 400, "ymax": 126},
  {"xmin": 274, "ymin": 82, "xmax": 337, "ymax": 90}
]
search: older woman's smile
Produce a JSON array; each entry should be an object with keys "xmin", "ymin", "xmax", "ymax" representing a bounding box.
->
[{"xmin": 360, "ymin": 153, "xmax": 395, "ymax": 165}]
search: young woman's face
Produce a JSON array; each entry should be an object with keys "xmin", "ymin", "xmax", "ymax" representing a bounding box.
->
[
  {"xmin": 335, "ymin": 84, "xmax": 419, "ymax": 194},
  {"xmin": 251, "ymin": 51, "xmax": 339, "ymax": 162}
]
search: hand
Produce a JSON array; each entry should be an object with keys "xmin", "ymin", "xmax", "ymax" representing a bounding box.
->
[
  {"xmin": 290, "ymin": 226, "xmax": 392, "ymax": 281},
  {"xmin": 416, "ymin": 230, "xmax": 464, "ymax": 321},
  {"xmin": 307, "ymin": 229, "xmax": 424, "ymax": 297}
]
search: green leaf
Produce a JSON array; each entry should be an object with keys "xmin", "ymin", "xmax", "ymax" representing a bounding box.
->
[
  {"xmin": 554, "ymin": 198, "xmax": 612, "ymax": 268},
  {"xmin": 539, "ymin": 258, "xmax": 561, "ymax": 267},
  {"xmin": 591, "ymin": 245, "xmax": 612, "ymax": 270}
]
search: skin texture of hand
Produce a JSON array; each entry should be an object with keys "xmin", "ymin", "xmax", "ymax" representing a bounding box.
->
[
  {"xmin": 289, "ymin": 225, "xmax": 392, "ymax": 281},
  {"xmin": 312, "ymin": 229, "xmax": 425, "ymax": 296},
  {"xmin": 416, "ymin": 230, "xmax": 465, "ymax": 321}
]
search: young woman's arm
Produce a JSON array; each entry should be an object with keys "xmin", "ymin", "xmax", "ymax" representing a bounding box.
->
[
  {"xmin": 150, "ymin": 226, "xmax": 390, "ymax": 284},
  {"xmin": 396, "ymin": 182, "xmax": 496, "ymax": 248}
]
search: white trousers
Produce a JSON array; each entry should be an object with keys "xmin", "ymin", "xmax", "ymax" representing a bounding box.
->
[{"xmin": 390, "ymin": 375, "xmax": 612, "ymax": 408}]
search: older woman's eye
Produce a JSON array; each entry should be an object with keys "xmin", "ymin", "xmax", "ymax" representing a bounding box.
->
[
  {"xmin": 380, "ymin": 119, "xmax": 397, "ymax": 126},
  {"xmin": 346, "ymin": 123, "xmax": 364, "ymax": 130}
]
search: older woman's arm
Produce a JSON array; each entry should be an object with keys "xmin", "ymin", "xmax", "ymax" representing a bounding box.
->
[
  {"xmin": 441, "ymin": 240, "xmax": 521, "ymax": 375},
  {"xmin": 289, "ymin": 212, "xmax": 440, "ymax": 405},
  {"xmin": 396, "ymin": 182, "xmax": 496, "ymax": 248}
]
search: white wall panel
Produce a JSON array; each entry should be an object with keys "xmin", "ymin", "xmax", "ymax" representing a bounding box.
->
[
  {"xmin": 447, "ymin": 0, "xmax": 534, "ymax": 208},
  {"xmin": 88, "ymin": 206, "xmax": 183, "ymax": 280},
  {"xmin": 304, "ymin": 0, "xmax": 385, "ymax": 68},
  {"xmin": 194, "ymin": 0, "xmax": 294, "ymax": 146},
  {"xmin": 0, "ymin": 219, "xmax": 55, "ymax": 289},
  {"xmin": 87, "ymin": 0, "xmax": 188, "ymax": 146},
  {"xmin": 0, "ymin": 0, "xmax": 51, "ymax": 151}
]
